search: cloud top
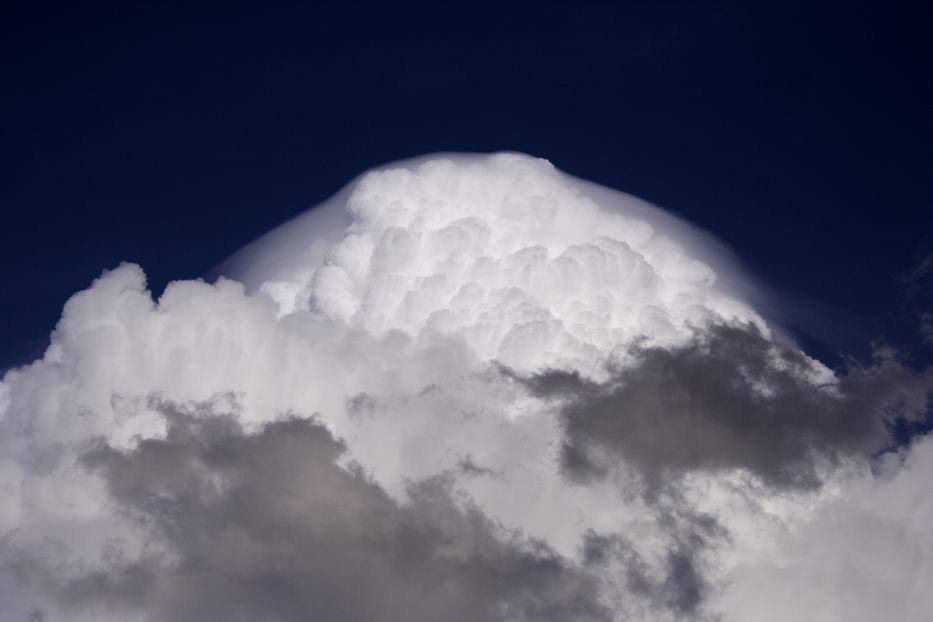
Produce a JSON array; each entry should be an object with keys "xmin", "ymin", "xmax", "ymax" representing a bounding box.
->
[{"xmin": 232, "ymin": 153, "xmax": 763, "ymax": 373}]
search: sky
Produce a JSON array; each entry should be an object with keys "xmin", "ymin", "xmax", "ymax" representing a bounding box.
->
[
  {"xmin": 1, "ymin": 2, "xmax": 932, "ymax": 621},
  {"xmin": 2, "ymin": 0, "xmax": 931, "ymax": 369}
]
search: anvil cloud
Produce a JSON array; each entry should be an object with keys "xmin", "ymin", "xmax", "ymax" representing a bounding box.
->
[{"xmin": 1, "ymin": 153, "xmax": 930, "ymax": 621}]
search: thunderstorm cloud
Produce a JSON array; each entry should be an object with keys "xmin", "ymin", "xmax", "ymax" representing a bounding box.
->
[{"xmin": 1, "ymin": 153, "xmax": 930, "ymax": 621}]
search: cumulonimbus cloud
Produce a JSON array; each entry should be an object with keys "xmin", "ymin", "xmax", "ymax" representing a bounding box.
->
[{"xmin": 0, "ymin": 153, "xmax": 930, "ymax": 621}]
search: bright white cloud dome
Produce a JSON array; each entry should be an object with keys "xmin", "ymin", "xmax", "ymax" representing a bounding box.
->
[{"xmin": 236, "ymin": 153, "xmax": 762, "ymax": 373}]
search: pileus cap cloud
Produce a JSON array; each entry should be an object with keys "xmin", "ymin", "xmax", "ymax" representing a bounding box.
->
[{"xmin": 230, "ymin": 153, "xmax": 766, "ymax": 373}]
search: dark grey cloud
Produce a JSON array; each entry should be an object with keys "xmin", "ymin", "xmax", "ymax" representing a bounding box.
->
[
  {"xmin": 518, "ymin": 323, "xmax": 931, "ymax": 492},
  {"xmin": 9, "ymin": 400, "xmax": 608, "ymax": 622},
  {"xmin": 583, "ymin": 504, "xmax": 725, "ymax": 620}
]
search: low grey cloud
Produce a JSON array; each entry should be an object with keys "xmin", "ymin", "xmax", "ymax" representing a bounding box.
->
[
  {"xmin": 519, "ymin": 323, "xmax": 931, "ymax": 492},
  {"xmin": 582, "ymin": 504, "xmax": 726, "ymax": 620},
  {"xmin": 7, "ymin": 400, "xmax": 608, "ymax": 622}
]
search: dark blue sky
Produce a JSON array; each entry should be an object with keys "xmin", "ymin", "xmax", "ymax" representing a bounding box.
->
[{"xmin": 2, "ymin": 0, "xmax": 931, "ymax": 371}]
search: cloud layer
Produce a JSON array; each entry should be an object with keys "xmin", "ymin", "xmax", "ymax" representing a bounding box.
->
[
  {"xmin": 35, "ymin": 401, "xmax": 603, "ymax": 622},
  {"xmin": 521, "ymin": 322, "xmax": 928, "ymax": 491},
  {"xmin": 1, "ymin": 153, "xmax": 930, "ymax": 621}
]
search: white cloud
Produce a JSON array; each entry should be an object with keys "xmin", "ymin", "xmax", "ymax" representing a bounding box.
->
[
  {"xmin": 0, "ymin": 153, "xmax": 929, "ymax": 621},
  {"xmin": 716, "ymin": 434, "xmax": 933, "ymax": 621},
  {"xmin": 234, "ymin": 153, "xmax": 766, "ymax": 375}
]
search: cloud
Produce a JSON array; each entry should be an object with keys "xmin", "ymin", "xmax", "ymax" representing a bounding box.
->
[
  {"xmin": 0, "ymin": 153, "xmax": 930, "ymax": 621},
  {"xmin": 717, "ymin": 433, "xmax": 933, "ymax": 622},
  {"xmin": 517, "ymin": 322, "xmax": 931, "ymax": 492},
  {"xmin": 229, "ymin": 153, "xmax": 764, "ymax": 374},
  {"xmin": 5, "ymin": 399, "xmax": 606, "ymax": 622},
  {"xmin": 582, "ymin": 504, "xmax": 726, "ymax": 619}
]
